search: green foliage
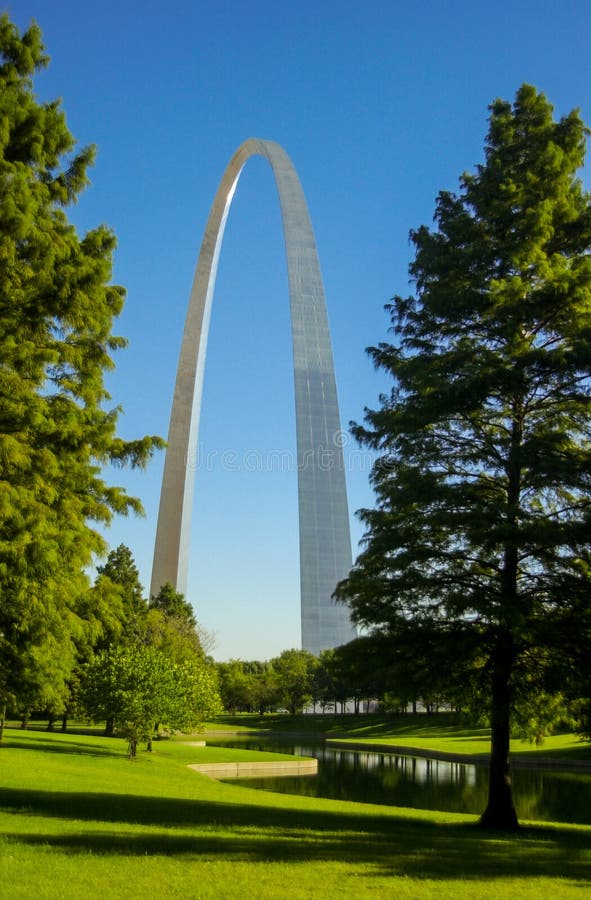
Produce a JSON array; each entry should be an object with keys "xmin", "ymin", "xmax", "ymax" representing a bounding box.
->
[
  {"xmin": 217, "ymin": 660, "xmax": 259, "ymax": 713},
  {"xmin": 216, "ymin": 652, "xmax": 323, "ymax": 716},
  {"xmin": 149, "ymin": 582, "xmax": 197, "ymax": 626},
  {"xmin": 271, "ymin": 648, "xmax": 318, "ymax": 715},
  {"xmin": 81, "ymin": 644, "xmax": 221, "ymax": 756},
  {"xmin": 327, "ymin": 630, "xmax": 472, "ymax": 715},
  {"xmin": 143, "ymin": 581, "xmax": 208, "ymax": 669},
  {"xmin": 0, "ymin": 16, "xmax": 163, "ymax": 720},
  {"xmin": 513, "ymin": 691, "xmax": 572, "ymax": 746},
  {"xmin": 314, "ymin": 649, "xmax": 353, "ymax": 712},
  {"xmin": 248, "ymin": 666, "xmax": 281, "ymax": 714},
  {"xmin": 322, "ymin": 638, "xmax": 387, "ymax": 709},
  {"xmin": 216, "ymin": 659, "xmax": 280, "ymax": 714},
  {"xmin": 80, "ymin": 554, "xmax": 219, "ymax": 750},
  {"xmin": 95, "ymin": 543, "xmax": 146, "ymax": 643},
  {"xmin": 336, "ymin": 85, "xmax": 591, "ymax": 828}
]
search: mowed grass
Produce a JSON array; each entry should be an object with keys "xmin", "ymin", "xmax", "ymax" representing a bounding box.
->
[
  {"xmin": 329, "ymin": 724, "xmax": 591, "ymax": 761},
  {"xmin": 206, "ymin": 712, "xmax": 591, "ymax": 761},
  {"xmin": 341, "ymin": 730, "xmax": 589, "ymax": 759},
  {"xmin": 1, "ymin": 728, "xmax": 590, "ymax": 898}
]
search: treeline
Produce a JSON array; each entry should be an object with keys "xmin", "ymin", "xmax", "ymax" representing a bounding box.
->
[
  {"xmin": 217, "ymin": 648, "xmax": 384, "ymax": 716},
  {"xmin": 217, "ymin": 649, "xmax": 376, "ymax": 717},
  {"xmin": 216, "ymin": 638, "xmax": 585, "ymax": 745}
]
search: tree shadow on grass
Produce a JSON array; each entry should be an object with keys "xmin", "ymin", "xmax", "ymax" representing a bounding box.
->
[
  {"xmin": 1, "ymin": 738, "xmax": 122, "ymax": 759},
  {"xmin": 1, "ymin": 786, "xmax": 590, "ymax": 884}
]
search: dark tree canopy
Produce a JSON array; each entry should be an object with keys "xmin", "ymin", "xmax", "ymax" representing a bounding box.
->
[
  {"xmin": 0, "ymin": 16, "xmax": 163, "ymax": 723},
  {"xmin": 336, "ymin": 85, "xmax": 591, "ymax": 829},
  {"xmin": 97, "ymin": 544, "xmax": 144, "ymax": 610},
  {"xmin": 149, "ymin": 582, "xmax": 197, "ymax": 627}
]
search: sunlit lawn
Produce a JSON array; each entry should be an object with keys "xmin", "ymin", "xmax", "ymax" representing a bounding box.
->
[
  {"xmin": 1, "ymin": 727, "xmax": 590, "ymax": 898},
  {"xmin": 205, "ymin": 712, "xmax": 591, "ymax": 761},
  {"xmin": 329, "ymin": 726, "xmax": 591, "ymax": 760}
]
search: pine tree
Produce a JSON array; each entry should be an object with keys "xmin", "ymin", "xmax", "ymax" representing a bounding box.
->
[
  {"xmin": 336, "ymin": 85, "xmax": 591, "ymax": 829},
  {"xmin": 0, "ymin": 16, "xmax": 163, "ymax": 730},
  {"xmin": 149, "ymin": 582, "xmax": 196, "ymax": 627},
  {"xmin": 95, "ymin": 543, "xmax": 147, "ymax": 643}
]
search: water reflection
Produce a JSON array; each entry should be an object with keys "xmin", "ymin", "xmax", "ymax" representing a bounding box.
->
[{"xmin": 206, "ymin": 736, "xmax": 591, "ymax": 824}]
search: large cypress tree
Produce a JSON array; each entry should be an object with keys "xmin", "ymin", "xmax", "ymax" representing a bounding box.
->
[
  {"xmin": 0, "ymin": 16, "xmax": 163, "ymax": 726},
  {"xmin": 336, "ymin": 85, "xmax": 591, "ymax": 829}
]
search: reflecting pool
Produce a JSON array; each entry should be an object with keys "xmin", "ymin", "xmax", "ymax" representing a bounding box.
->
[{"xmin": 206, "ymin": 736, "xmax": 591, "ymax": 824}]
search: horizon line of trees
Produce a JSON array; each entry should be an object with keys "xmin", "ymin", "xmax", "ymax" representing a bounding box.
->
[{"xmin": 215, "ymin": 639, "xmax": 586, "ymax": 746}]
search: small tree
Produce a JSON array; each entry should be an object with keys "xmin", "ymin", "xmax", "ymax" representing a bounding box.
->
[
  {"xmin": 217, "ymin": 660, "xmax": 257, "ymax": 713},
  {"xmin": 336, "ymin": 85, "xmax": 591, "ymax": 829},
  {"xmin": 315, "ymin": 649, "xmax": 352, "ymax": 713},
  {"xmin": 81, "ymin": 645, "xmax": 221, "ymax": 757},
  {"xmin": 271, "ymin": 649, "xmax": 318, "ymax": 715}
]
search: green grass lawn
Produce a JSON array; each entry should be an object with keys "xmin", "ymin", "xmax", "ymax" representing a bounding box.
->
[
  {"xmin": 338, "ymin": 730, "xmax": 590, "ymax": 759},
  {"xmin": 328, "ymin": 724, "xmax": 591, "ymax": 761},
  {"xmin": 1, "ymin": 726, "xmax": 590, "ymax": 898},
  {"xmin": 205, "ymin": 712, "xmax": 591, "ymax": 761}
]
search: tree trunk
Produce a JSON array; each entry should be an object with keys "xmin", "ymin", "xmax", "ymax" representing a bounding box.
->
[
  {"xmin": 0, "ymin": 704, "xmax": 5, "ymax": 742},
  {"xmin": 481, "ymin": 413, "xmax": 522, "ymax": 831},
  {"xmin": 480, "ymin": 634, "xmax": 519, "ymax": 830},
  {"xmin": 105, "ymin": 716, "xmax": 115, "ymax": 737}
]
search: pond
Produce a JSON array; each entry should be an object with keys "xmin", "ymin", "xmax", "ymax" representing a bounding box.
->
[{"xmin": 206, "ymin": 735, "xmax": 591, "ymax": 825}]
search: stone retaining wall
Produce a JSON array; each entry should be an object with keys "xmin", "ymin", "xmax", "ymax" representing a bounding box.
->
[{"xmin": 188, "ymin": 759, "xmax": 318, "ymax": 778}]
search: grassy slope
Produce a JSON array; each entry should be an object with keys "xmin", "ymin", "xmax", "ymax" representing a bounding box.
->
[
  {"xmin": 1, "ymin": 727, "xmax": 590, "ymax": 899},
  {"xmin": 205, "ymin": 713, "xmax": 591, "ymax": 760}
]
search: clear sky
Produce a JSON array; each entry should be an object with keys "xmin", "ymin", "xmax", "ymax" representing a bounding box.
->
[{"xmin": 7, "ymin": 0, "xmax": 591, "ymax": 660}]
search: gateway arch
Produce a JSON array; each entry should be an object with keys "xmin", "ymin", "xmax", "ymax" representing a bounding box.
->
[{"xmin": 150, "ymin": 138, "xmax": 356, "ymax": 655}]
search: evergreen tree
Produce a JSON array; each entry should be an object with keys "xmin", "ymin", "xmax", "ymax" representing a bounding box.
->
[
  {"xmin": 0, "ymin": 16, "xmax": 163, "ymax": 730},
  {"xmin": 336, "ymin": 85, "xmax": 591, "ymax": 829},
  {"xmin": 95, "ymin": 543, "xmax": 147, "ymax": 643},
  {"xmin": 149, "ymin": 582, "xmax": 197, "ymax": 627}
]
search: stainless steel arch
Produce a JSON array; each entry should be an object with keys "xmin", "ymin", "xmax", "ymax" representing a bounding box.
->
[{"xmin": 150, "ymin": 138, "xmax": 356, "ymax": 654}]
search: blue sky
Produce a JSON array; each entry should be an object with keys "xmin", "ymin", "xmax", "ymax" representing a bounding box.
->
[{"xmin": 7, "ymin": 0, "xmax": 591, "ymax": 659}]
